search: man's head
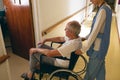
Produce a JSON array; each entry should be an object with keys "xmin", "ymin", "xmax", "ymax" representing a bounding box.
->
[{"xmin": 65, "ymin": 20, "xmax": 81, "ymax": 38}]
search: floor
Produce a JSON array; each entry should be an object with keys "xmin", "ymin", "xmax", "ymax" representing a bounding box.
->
[{"xmin": 4, "ymin": 11, "xmax": 120, "ymax": 80}]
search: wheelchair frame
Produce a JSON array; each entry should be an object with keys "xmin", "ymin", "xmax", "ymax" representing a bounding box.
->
[{"xmin": 32, "ymin": 42, "xmax": 87, "ymax": 80}]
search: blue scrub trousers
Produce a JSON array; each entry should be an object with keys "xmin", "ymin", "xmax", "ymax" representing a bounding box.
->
[{"xmin": 84, "ymin": 51, "xmax": 105, "ymax": 80}]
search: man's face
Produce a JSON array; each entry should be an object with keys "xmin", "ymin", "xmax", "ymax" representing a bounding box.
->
[{"xmin": 64, "ymin": 25, "xmax": 72, "ymax": 38}]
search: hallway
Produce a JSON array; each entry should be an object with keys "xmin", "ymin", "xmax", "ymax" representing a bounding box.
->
[{"xmin": 5, "ymin": 12, "xmax": 120, "ymax": 80}]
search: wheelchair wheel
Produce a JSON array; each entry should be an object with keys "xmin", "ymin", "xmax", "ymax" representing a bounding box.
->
[
  {"xmin": 73, "ymin": 54, "xmax": 87, "ymax": 75},
  {"xmin": 47, "ymin": 69, "xmax": 83, "ymax": 80}
]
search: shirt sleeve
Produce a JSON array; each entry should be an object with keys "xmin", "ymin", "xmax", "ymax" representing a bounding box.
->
[
  {"xmin": 57, "ymin": 38, "xmax": 82, "ymax": 58},
  {"xmin": 81, "ymin": 9, "xmax": 106, "ymax": 53}
]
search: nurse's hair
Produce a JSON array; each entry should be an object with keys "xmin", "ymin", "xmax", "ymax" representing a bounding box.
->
[{"xmin": 67, "ymin": 20, "xmax": 81, "ymax": 36}]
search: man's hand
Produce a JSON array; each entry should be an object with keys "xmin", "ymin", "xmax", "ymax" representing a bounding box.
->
[
  {"xmin": 81, "ymin": 37, "xmax": 86, "ymax": 41},
  {"xmin": 37, "ymin": 39, "xmax": 46, "ymax": 46}
]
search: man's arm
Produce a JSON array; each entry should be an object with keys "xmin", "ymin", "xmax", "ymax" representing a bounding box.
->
[
  {"xmin": 38, "ymin": 37, "xmax": 65, "ymax": 45},
  {"xmin": 45, "ymin": 37, "xmax": 65, "ymax": 42}
]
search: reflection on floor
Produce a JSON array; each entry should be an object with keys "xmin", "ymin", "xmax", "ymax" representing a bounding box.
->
[{"xmin": 6, "ymin": 12, "xmax": 120, "ymax": 80}]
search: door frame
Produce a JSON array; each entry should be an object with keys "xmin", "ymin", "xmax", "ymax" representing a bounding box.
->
[{"xmin": 31, "ymin": 0, "xmax": 42, "ymax": 46}]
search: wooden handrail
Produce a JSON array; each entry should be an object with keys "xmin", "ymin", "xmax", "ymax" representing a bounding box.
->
[{"xmin": 42, "ymin": 3, "xmax": 93, "ymax": 36}]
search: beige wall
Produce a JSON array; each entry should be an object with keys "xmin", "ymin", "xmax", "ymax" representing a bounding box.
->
[
  {"xmin": 39, "ymin": 0, "xmax": 93, "ymax": 31},
  {"xmin": 116, "ymin": 5, "xmax": 120, "ymax": 38},
  {"xmin": 0, "ymin": 25, "xmax": 11, "ymax": 80},
  {"xmin": 0, "ymin": 0, "xmax": 4, "ymax": 11},
  {"xmin": 114, "ymin": 0, "xmax": 120, "ymax": 38},
  {"xmin": 0, "ymin": 25, "xmax": 6, "ymax": 56}
]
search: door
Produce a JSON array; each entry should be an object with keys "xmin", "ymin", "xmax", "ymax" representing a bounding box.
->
[{"xmin": 4, "ymin": 0, "xmax": 35, "ymax": 59}]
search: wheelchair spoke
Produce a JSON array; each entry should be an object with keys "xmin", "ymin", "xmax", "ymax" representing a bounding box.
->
[{"xmin": 47, "ymin": 69, "xmax": 83, "ymax": 80}]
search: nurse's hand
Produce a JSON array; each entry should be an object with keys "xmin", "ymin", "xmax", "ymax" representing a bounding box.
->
[{"xmin": 75, "ymin": 49, "xmax": 83, "ymax": 55}]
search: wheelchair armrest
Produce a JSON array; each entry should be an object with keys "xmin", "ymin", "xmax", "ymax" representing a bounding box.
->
[{"xmin": 51, "ymin": 41, "xmax": 64, "ymax": 47}]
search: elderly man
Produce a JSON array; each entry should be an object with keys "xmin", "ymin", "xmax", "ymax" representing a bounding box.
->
[{"xmin": 21, "ymin": 20, "xmax": 82, "ymax": 80}]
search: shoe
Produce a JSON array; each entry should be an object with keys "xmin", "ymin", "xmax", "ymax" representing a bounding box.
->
[
  {"xmin": 21, "ymin": 73, "xmax": 36, "ymax": 80},
  {"xmin": 21, "ymin": 73, "xmax": 30, "ymax": 80}
]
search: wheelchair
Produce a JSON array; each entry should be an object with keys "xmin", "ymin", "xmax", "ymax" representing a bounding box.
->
[{"xmin": 31, "ymin": 42, "xmax": 87, "ymax": 80}]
